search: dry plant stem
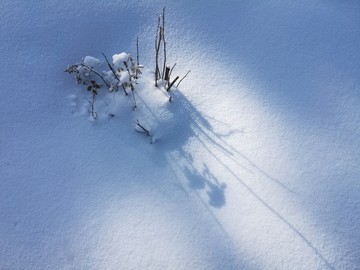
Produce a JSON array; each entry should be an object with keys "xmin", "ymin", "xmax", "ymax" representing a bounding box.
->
[
  {"xmin": 129, "ymin": 56, "xmax": 141, "ymax": 79},
  {"xmin": 91, "ymin": 94, "xmax": 97, "ymax": 119},
  {"xmin": 167, "ymin": 76, "xmax": 179, "ymax": 91},
  {"xmin": 155, "ymin": 15, "xmax": 161, "ymax": 86},
  {"xmin": 169, "ymin": 63, "xmax": 176, "ymax": 79},
  {"xmin": 135, "ymin": 37, "xmax": 141, "ymax": 78},
  {"xmin": 136, "ymin": 120, "xmax": 150, "ymax": 136},
  {"xmin": 136, "ymin": 36, "xmax": 140, "ymax": 67},
  {"xmin": 164, "ymin": 66, "xmax": 170, "ymax": 83},
  {"xmin": 123, "ymin": 61, "xmax": 135, "ymax": 90},
  {"xmin": 102, "ymin": 53, "xmax": 120, "ymax": 81},
  {"xmin": 79, "ymin": 64, "xmax": 110, "ymax": 88},
  {"xmin": 102, "ymin": 53, "xmax": 128, "ymax": 95},
  {"xmin": 86, "ymin": 94, "xmax": 98, "ymax": 120},
  {"xmin": 176, "ymin": 70, "xmax": 191, "ymax": 88},
  {"xmin": 122, "ymin": 85, "xmax": 128, "ymax": 95},
  {"xmin": 123, "ymin": 61, "xmax": 137, "ymax": 108},
  {"xmin": 156, "ymin": 29, "xmax": 162, "ymax": 80},
  {"xmin": 121, "ymin": 84, "xmax": 128, "ymax": 95},
  {"xmin": 161, "ymin": 7, "xmax": 167, "ymax": 79}
]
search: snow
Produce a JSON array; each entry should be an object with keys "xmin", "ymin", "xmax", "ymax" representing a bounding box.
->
[
  {"xmin": 119, "ymin": 70, "xmax": 130, "ymax": 84},
  {"xmin": 1, "ymin": 1, "xmax": 360, "ymax": 269},
  {"xmin": 112, "ymin": 52, "xmax": 129, "ymax": 68},
  {"xmin": 83, "ymin": 56, "xmax": 100, "ymax": 67}
]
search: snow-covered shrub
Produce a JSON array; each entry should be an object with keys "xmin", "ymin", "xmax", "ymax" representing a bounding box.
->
[
  {"xmin": 65, "ymin": 52, "xmax": 142, "ymax": 119},
  {"xmin": 65, "ymin": 8, "xmax": 190, "ymax": 142}
]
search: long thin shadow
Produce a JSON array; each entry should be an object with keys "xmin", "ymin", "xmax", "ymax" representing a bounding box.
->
[
  {"xmin": 194, "ymin": 117, "xmax": 294, "ymax": 193},
  {"xmin": 211, "ymin": 129, "xmax": 295, "ymax": 193},
  {"xmin": 175, "ymin": 90, "xmax": 294, "ymax": 193},
  {"xmin": 235, "ymin": 174, "xmax": 335, "ymax": 270},
  {"xmin": 143, "ymin": 87, "xmax": 329, "ymax": 265},
  {"xmin": 158, "ymin": 89, "xmax": 334, "ymax": 268},
  {"xmin": 194, "ymin": 134, "xmax": 334, "ymax": 269},
  {"xmin": 167, "ymin": 132, "xmax": 333, "ymax": 268}
]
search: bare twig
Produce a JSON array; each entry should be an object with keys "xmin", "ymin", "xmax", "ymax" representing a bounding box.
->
[
  {"xmin": 78, "ymin": 64, "xmax": 110, "ymax": 88},
  {"xmin": 161, "ymin": 7, "xmax": 167, "ymax": 79},
  {"xmin": 123, "ymin": 60, "xmax": 137, "ymax": 108},
  {"xmin": 123, "ymin": 61, "xmax": 134, "ymax": 90},
  {"xmin": 164, "ymin": 66, "xmax": 170, "ymax": 82},
  {"xmin": 86, "ymin": 94, "xmax": 98, "ymax": 120},
  {"xmin": 91, "ymin": 94, "xmax": 98, "ymax": 119},
  {"xmin": 102, "ymin": 53, "xmax": 129, "ymax": 95},
  {"xmin": 121, "ymin": 84, "xmax": 128, "ymax": 96},
  {"xmin": 129, "ymin": 55, "xmax": 141, "ymax": 79},
  {"xmin": 167, "ymin": 76, "xmax": 179, "ymax": 91},
  {"xmin": 169, "ymin": 63, "xmax": 176, "ymax": 79},
  {"xmin": 155, "ymin": 15, "xmax": 161, "ymax": 86},
  {"xmin": 136, "ymin": 36, "xmax": 140, "ymax": 67},
  {"xmin": 136, "ymin": 120, "xmax": 150, "ymax": 136},
  {"xmin": 176, "ymin": 70, "xmax": 191, "ymax": 88},
  {"xmin": 102, "ymin": 53, "xmax": 120, "ymax": 81}
]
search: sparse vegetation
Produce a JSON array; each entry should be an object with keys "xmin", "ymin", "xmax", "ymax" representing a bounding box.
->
[{"xmin": 65, "ymin": 8, "xmax": 190, "ymax": 139}]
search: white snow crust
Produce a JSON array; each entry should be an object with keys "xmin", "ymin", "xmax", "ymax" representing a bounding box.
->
[
  {"xmin": 112, "ymin": 52, "xmax": 129, "ymax": 68},
  {"xmin": 1, "ymin": 1, "xmax": 360, "ymax": 270},
  {"xmin": 83, "ymin": 56, "xmax": 100, "ymax": 67}
]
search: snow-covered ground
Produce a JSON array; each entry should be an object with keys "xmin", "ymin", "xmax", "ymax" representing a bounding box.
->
[{"xmin": 1, "ymin": 1, "xmax": 359, "ymax": 269}]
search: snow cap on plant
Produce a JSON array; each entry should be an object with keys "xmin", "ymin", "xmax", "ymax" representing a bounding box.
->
[
  {"xmin": 112, "ymin": 53, "xmax": 129, "ymax": 69},
  {"xmin": 83, "ymin": 56, "xmax": 100, "ymax": 67}
]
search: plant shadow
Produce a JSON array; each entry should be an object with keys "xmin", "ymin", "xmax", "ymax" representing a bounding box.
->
[
  {"xmin": 147, "ymin": 87, "xmax": 334, "ymax": 269},
  {"xmin": 149, "ymin": 87, "xmax": 293, "ymax": 208},
  {"xmin": 183, "ymin": 164, "xmax": 226, "ymax": 208}
]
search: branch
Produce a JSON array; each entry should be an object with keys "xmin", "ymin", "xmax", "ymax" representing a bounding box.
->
[
  {"xmin": 161, "ymin": 7, "xmax": 167, "ymax": 79},
  {"xmin": 155, "ymin": 15, "xmax": 161, "ymax": 86},
  {"xmin": 102, "ymin": 53, "xmax": 120, "ymax": 81},
  {"xmin": 136, "ymin": 120, "xmax": 150, "ymax": 136},
  {"xmin": 167, "ymin": 76, "xmax": 179, "ymax": 91},
  {"xmin": 121, "ymin": 84, "xmax": 128, "ymax": 96},
  {"xmin": 123, "ymin": 61, "xmax": 136, "ymax": 108},
  {"xmin": 86, "ymin": 94, "xmax": 98, "ymax": 120},
  {"xmin": 78, "ymin": 64, "xmax": 110, "ymax": 88},
  {"xmin": 169, "ymin": 63, "xmax": 176, "ymax": 78},
  {"xmin": 136, "ymin": 36, "xmax": 140, "ymax": 67},
  {"xmin": 176, "ymin": 70, "xmax": 191, "ymax": 88},
  {"xmin": 164, "ymin": 66, "xmax": 170, "ymax": 82}
]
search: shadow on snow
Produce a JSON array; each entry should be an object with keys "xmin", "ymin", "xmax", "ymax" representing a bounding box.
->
[{"xmin": 148, "ymin": 87, "xmax": 334, "ymax": 269}]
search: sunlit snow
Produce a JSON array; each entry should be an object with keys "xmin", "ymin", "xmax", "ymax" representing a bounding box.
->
[{"xmin": 1, "ymin": 1, "xmax": 359, "ymax": 269}]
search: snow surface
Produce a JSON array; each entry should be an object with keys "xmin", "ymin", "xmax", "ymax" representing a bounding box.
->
[{"xmin": 1, "ymin": 1, "xmax": 360, "ymax": 269}]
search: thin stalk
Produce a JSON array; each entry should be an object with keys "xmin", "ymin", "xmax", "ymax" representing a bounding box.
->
[
  {"xmin": 102, "ymin": 53, "xmax": 120, "ymax": 81},
  {"xmin": 155, "ymin": 15, "xmax": 161, "ymax": 86},
  {"xmin": 161, "ymin": 7, "xmax": 167, "ymax": 79},
  {"xmin": 136, "ymin": 120, "xmax": 150, "ymax": 136},
  {"xmin": 169, "ymin": 63, "xmax": 176, "ymax": 79},
  {"xmin": 79, "ymin": 64, "xmax": 110, "ymax": 88},
  {"xmin": 136, "ymin": 36, "xmax": 140, "ymax": 67},
  {"xmin": 176, "ymin": 70, "xmax": 191, "ymax": 88},
  {"xmin": 167, "ymin": 76, "xmax": 179, "ymax": 91}
]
